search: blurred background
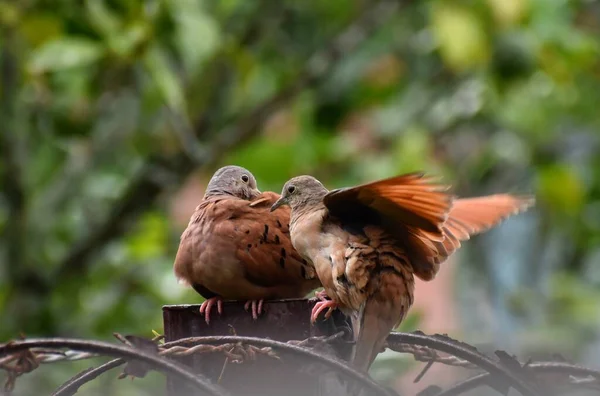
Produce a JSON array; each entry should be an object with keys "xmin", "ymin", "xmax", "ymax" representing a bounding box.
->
[{"xmin": 1, "ymin": 0, "xmax": 600, "ymax": 394}]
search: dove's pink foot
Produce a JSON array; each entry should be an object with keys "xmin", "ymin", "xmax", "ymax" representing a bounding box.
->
[
  {"xmin": 311, "ymin": 299, "xmax": 338, "ymax": 323},
  {"xmin": 244, "ymin": 299, "xmax": 264, "ymax": 320},
  {"xmin": 199, "ymin": 297, "xmax": 223, "ymax": 324}
]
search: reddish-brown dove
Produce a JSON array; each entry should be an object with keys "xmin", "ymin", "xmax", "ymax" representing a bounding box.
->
[
  {"xmin": 174, "ymin": 165, "xmax": 320, "ymax": 324},
  {"xmin": 271, "ymin": 172, "xmax": 534, "ymax": 371}
]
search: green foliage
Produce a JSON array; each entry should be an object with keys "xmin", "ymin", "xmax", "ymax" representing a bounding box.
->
[{"xmin": 1, "ymin": 0, "xmax": 600, "ymax": 394}]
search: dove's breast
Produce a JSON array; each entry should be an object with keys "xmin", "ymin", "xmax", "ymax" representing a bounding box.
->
[{"xmin": 289, "ymin": 208, "xmax": 354, "ymax": 300}]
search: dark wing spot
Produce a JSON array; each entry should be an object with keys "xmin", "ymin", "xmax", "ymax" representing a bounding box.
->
[
  {"xmin": 262, "ymin": 224, "xmax": 269, "ymax": 242},
  {"xmin": 274, "ymin": 235, "xmax": 280, "ymax": 244},
  {"xmin": 328, "ymin": 256, "xmax": 333, "ymax": 266},
  {"xmin": 245, "ymin": 230, "xmax": 250, "ymax": 234},
  {"xmin": 279, "ymin": 257, "xmax": 285, "ymax": 268},
  {"xmin": 247, "ymin": 244, "xmax": 252, "ymax": 252},
  {"xmin": 276, "ymin": 220, "xmax": 282, "ymax": 228},
  {"xmin": 281, "ymin": 248, "xmax": 286, "ymax": 258}
]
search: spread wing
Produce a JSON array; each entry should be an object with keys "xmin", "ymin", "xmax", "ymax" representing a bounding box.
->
[
  {"xmin": 322, "ymin": 172, "xmax": 534, "ymax": 282},
  {"xmin": 403, "ymin": 194, "xmax": 535, "ymax": 281},
  {"xmin": 323, "ymin": 172, "xmax": 454, "ymax": 240},
  {"xmin": 436, "ymin": 194, "xmax": 536, "ymax": 261}
]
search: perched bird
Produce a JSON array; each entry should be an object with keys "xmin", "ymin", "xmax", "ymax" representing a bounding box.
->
[
  {"xmin": 271, "ymin": 172, "xmax": 534, "ymax": 371},
  {"xmin": 174, "ymin": 165, "xmax": 320, "ymax": 324}
]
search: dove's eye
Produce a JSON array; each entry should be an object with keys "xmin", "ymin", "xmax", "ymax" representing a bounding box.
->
[
  {"xmin": 241, "ymin": 175, "xmax": 250, "ymax": 183},
  {"xmin": 287, "ymin": 185, "xmax": 296, "ymax": 194}
]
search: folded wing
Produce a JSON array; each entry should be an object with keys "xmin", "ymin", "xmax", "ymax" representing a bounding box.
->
[{"xmin": 232, "ymin": 192, "xmax": 318, "ymax": 288}]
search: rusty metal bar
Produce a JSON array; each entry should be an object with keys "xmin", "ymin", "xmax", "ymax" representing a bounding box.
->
[{"xmin": 51, "ymin": 358, "xmax": 123, "ymax": 396}]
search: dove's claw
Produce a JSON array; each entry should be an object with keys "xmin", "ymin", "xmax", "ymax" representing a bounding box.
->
[
  {"xmin": 199, "ymin": 297, "xmax": 224, "ymax": 324},
  {"xmin": 311, "ymin": 300, "xmax": 338, "ymax": 323},
  {"xmin": 315, "ymin": 290, "xmax": 330, "ymax": 301},
  {"xmin": 244, "ymin": 299, "xmax": 265, "ymax": 320}
]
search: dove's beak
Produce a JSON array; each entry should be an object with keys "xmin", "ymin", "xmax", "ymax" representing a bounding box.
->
[
  {"xmin": 270, "ymin": 197, "xmax": 287, "ymax": 212},
  {"xmin": 249, "ymin": 188, "xmax": 261, "ymax": 199}
]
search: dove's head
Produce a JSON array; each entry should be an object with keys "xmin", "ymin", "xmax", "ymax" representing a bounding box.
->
[
  {"xmin": 205, "ymin": 165, "xmax": 261, "ymax": 200},
  {"xmin": 271, "ymin": 175, "xmax": 329, "ymax": 213}
]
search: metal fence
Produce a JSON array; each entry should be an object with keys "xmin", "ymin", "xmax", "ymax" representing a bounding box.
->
[{"xmin": 2, "ymin": 329, "xmax": 599, "ymax": 396}]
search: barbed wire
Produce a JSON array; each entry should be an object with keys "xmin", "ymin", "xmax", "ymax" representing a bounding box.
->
[{"xmin": 385, "ymin": 342, "xmax": 478, "ymax": 369}]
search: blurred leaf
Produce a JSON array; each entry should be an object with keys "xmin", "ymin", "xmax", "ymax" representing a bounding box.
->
[
  {"xmin": 168, "ymin": 0, "xmax": 221, "ymax": 76},
  {"xmin": 537, "ymin": 164, "xmax": 585, "ymax": 217},
  {"xmin": 86, "ymin": 0, "xmax": 121, "ymax": 37},
  {"xmin": 127, "ymin": 212, "xmax": 169, "ymax": 260},
  {"xmin": 86, "ymin": 0, "xmax": 150, "ymax": 58},
  {"xmin": 431, "ymin": 3, "xmax": 491, "ymax": 72},
  {"xmin": 19, "ymin": 13, "xmax": 64, "ymax": 47},
  {"xmin": 392, "ymin": 126, "xmax": 435, "ymax": 174},
  {"xmin": 497, "ymin": 73, "xmax": 557, "ymax": 136},
  {"xmin": 487, "ymin": 0, "xmax": 530, "ymax": 27},
  {"xmin": 110, "ymin": 21, "xmax": 150, "ymax": 58},
  {"xmin": 233, "ymin": 63, "xmax": 279, "ymax": 112},
  {"xmin": 28, "ymin": 37, "xmax": 105, "ymax": 74},
  {"xmin": 144, "ymin": 44, "xmax": 186, "ymax": 113},
  {"xmin": 0, "ymin": 2, "xmax": 19, "ymax": 27}
]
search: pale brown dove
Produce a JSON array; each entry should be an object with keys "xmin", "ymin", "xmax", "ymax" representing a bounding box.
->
[
  {"xmin": 174, "ymin": 165, "xmax": 320, "ymax": 324},
  {"xmin": 270, "ymin": 172, "xmax": 534, "ymax": 371}
]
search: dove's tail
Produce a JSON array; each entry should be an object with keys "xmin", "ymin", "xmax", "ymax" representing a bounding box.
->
[{"xmin": 349, "ymin": 298, "xmax": 406, "ymax": 372}]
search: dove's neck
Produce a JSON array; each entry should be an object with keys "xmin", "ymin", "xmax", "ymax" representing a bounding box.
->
[
  {"xmin": 290, "ymin": 201, "xmax": 325, "ymax": 225},
  {"xmin": 289, "ymin": 190, "xmax": 328, "ymax": 224},
  {"xmin": 288, "ymin": 201, "xmax": 328, "ymax": 262}
]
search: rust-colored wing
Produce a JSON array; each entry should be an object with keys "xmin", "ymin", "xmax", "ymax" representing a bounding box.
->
[
  {"xmin": 321, "ymin": 172, "xmax": 534, "ymax": 282},
  {"xmin": 323, "ymin": 172, "xmax": 454, "ymax": 240},
  {"xmin": 407, "ymin": 194, "xmax": 535, "ymax": 281},
  {"xmin": 438, "ymin": 194, "xmax": 535, "ymax": 258}
]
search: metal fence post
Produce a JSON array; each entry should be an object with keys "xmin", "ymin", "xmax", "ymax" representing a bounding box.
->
[{"xmin": 163, "ymin": 298, "xmax": 353, "ymax": 396}]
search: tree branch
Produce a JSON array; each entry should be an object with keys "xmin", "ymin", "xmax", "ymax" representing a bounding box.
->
[{"xmin": 55, "ymin": 0, "xmax": 402, "ymax": 282}]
